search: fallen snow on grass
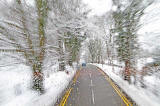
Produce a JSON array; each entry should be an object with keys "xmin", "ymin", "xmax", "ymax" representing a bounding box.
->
[
  {"xmin": 94, "ymin": 64, "xmax": 160, "ymax": 106},
  {"xmin": 0, "ymin": 64, "xmax": 76, "ymax": 106}
]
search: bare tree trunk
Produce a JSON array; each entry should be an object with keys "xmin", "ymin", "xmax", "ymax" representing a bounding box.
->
[
  {"xmin": 33, "ymin": 0, "xmax": 48, "ymax": 93},
  {"xmin": 58, "ymin": 37, "xmax": 65, "ymax": 71},
  {"xmin": 124, "ymin": 60, "xmax": 131, "ymax": 83},
  {"xmin": 32, "ymin": 62, "xmax": 44, "ymax": 94},
  {"xmin": 68, "ymin": 52, "xmax": 73, "ymax": 66}
]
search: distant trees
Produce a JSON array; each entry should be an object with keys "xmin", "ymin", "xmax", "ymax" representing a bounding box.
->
[
  {"xmin": 64, "ymin": 32, "xmax": 86, "ymax": 66},
  {"xmin": 87, "ymin": 39, "xmax": 97, "ymax": 63},
  {"xmin": 101, "ymin": 13, "xmax": 116, "ymax": 66},
  {"xmin": 48, "ymin": 0, "xmax": 88, "ymax": 71},
  {"xmin": 87, "ymin": 38, "xmax": 105, "ymax": 63}
]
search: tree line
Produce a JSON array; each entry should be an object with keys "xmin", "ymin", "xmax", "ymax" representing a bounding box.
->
[{"xmin": 86, "ymin": 0, "xmax": 154, "ymax": 85}]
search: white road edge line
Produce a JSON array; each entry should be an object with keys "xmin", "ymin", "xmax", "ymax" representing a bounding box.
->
[
  {"xmin": 91, "ymin": 89, "xmax": 95, "ymax": 104},
  {"xmin": 89, "ymin": 73, "xmax": 91, "ymax": 78},
  {"xmin": 90, "ymin": 73, "xmax": 95, "ymax": 105},
  {"xmin": 91, "ymin": 79, "xmax": 93, "ymax": 86},
  {"xmin": 90, "ymin": 77, "xmax": 95, "ymax": 105}
]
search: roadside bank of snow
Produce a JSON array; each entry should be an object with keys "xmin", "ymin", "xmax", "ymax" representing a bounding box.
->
[
  {"xmin": 93, "ymin": 63, "xmax": 160, "ymax": 106},
  {"xmin": 0, "ymin": 64, "xmax": 76, "ymax": 106}
]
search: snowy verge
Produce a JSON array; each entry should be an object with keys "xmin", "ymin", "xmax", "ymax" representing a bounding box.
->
[
  {"xmin": 93, "ymin": 63, "xmax": 160, "ymax": 106},
  {"xmin": 0, "ymin": 64, "xmax": 76, "ymax": 106}
]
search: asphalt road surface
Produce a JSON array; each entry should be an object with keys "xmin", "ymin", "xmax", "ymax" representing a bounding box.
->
[{"xmin": 66, "ymin": 64, "xmax": 126, "ymax": 106}]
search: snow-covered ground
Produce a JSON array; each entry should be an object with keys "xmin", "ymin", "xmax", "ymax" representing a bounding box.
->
[
  {"xmin": 94, "ymin": 64, "xmax": 160, "ymax": 106},
  {"xmin": 0, "ymin": 64, "xmax": 76, "ymax": 106}
]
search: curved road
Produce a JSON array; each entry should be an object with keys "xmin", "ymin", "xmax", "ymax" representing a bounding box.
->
[{"xmin": 65, "ymin": 64, "xmax": 126, "ymax": 106}]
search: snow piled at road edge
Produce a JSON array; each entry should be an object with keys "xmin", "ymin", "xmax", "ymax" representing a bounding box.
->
[{"xmin": 0, "ymin": 64, "xmax": 76, "ymax": 106}]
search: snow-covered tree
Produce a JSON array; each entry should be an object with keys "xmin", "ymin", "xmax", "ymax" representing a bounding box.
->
[
  {"xmin": 112, "ymin": 0, "xmax": 152, "ymax": 83},
  {"xmin": 0, "ymin": 0, "xmax": 48, "ymax": 93},
  {"xmin": 87, "ymin": 37, "xmax": 105, "ymax": 63},
  {"xmin": 47, "ymin": 0, "xmax": 89, "ymax": 71},
  {"xmin": 0, "ymin": 0, "xmax": 89, "ymax": 93}
]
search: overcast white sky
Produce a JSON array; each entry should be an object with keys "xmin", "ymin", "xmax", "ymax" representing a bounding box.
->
[
  {"xmin": 82, "ymin": 0, "xmax": 112, "ymax": 16},
  {"xmin": 28, "ymin": 0, "xmax": 113, "ymax": 16},
  {"xmin": 5, "ymin": 0, "xmax": 112, "ymax": 16}
]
